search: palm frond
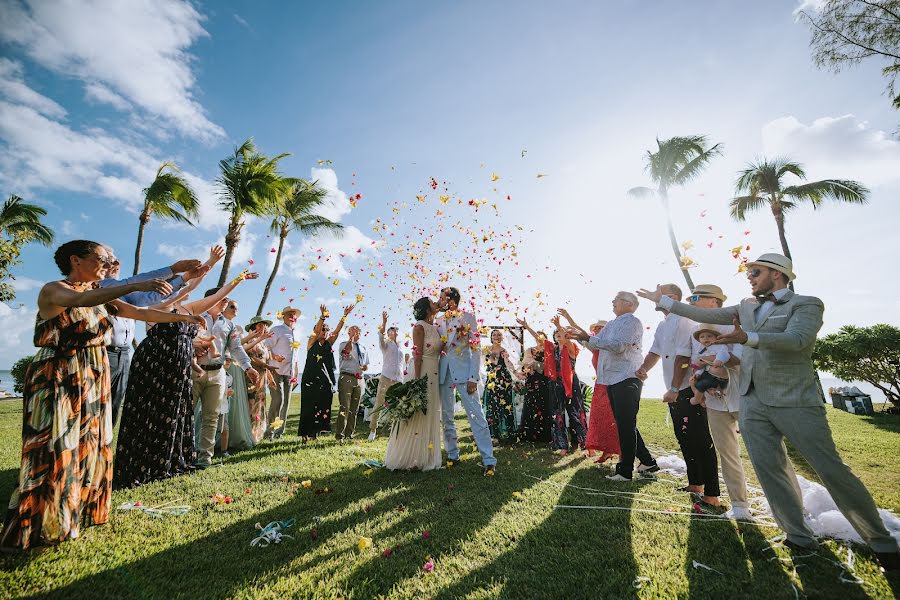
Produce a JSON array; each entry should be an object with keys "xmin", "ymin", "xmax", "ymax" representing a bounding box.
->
[
  {"xmin": 626, "ymin": 186, "xmax": 656, "ymax": 200},
  {"xmin": 673, "ymin": 142, "xmax": 723, "ymax": 185},
  {"xmin": 0, "ymin": 194, "xmax": 55, "ymax": 245},
  {"xmin": 729, "ymin": 194, "xmax": 770, "ymax": 221},
  {"xmin": 782, "ymin": 179, "xmax": 870, "ymax": 209}
]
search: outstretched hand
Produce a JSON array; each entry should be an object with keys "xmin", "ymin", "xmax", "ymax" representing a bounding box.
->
[
  {"xmin": 171, "ymin": 259, "xmax": 202, "ymax": 273},
  {"xmin": 564, "ymin": 326, "xmax": 588, "ymax": 342},
  {"xmin": 135, "ymin": 279, "xmax": 173, "ymax": 296},
  {"xmin": 636, "ymin": 285, "xmax": 663, "ymax": 304},
  {"xmin": 183, "ymin": 264, "xmax": 211, "ymax": 281},
  {"xmin": 714, "ymin": 318, "xmax": 748, "ymax": 345},
  {"xmin": 208, "ymin": 245, "xmax": 225, "ymax": 265}
]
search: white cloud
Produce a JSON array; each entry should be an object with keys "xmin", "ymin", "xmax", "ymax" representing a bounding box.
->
[
  {"xmin": 310, "ymin": 168, "xmax": 354, "ymax": 223},
  {"xmin": 10, "ymin": 276, "xmax": 43, "ymax": 292},
  {"xmin": 0, "ymin": 58, "xmax": 66, "ymax": 119},
  {"xmin": 0, "ymin": 301, "xmax": 36, "ymax": 369},
  {"xmin": 233, "ymin": 14, "xmax": 250, "ymax": 29},
  {"xmin": 794, "ymin": 0, "xmax": 826, "ymax": 16},
  {"xmin": 181, "ymin": 172, "xmax": 230, "ymax": 230},
  {"xmin": 0, "ymin": 0, "xmax": 223, "ymax": 142},
  {"xmin": 761, "ymin": 115, "xmax": 900, "ymax": 186},
  {"xmin": 84, "ymin": 82, "xmax": 131, "ymax": 111},
  {"xmin": 157, "ymin": 230, "xmax": 259, "ymax": 271},
  {"xmin": 61, "ymin": 220, "xmax": 80, "ymax": 236}
]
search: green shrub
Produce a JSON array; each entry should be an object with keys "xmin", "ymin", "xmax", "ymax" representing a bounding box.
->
[{"xmin": 10, "ymin": 355, "xmax": 33, "ymax": 395}]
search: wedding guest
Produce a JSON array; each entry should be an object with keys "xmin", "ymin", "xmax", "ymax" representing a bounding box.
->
[
  {"xmin": 368, "ymin": 311, "xmax": 404, "ymax": 441},
  {"xmin": 546, "ymin": 315, "xmax": 587, "ymax": 455},
  {"xmin": 114, "ymin": 257, "xmax": 251, "ymax": 489},
  {"xmin": 299, "ymin": 304, "xmax": 352, "ymax": 442},
  {"xmin": 635, "ymin": 283, "xmax": 720, "ymax": 506},
  {"xmin": 567, "ymin": 292, "xmax": 658, "ymax": 481},
  {"xmin": 1, "ymin": 240, "xmax": 200, "ymax": 551},
  {"xmin": 689, "ymin": 324, "xmax": 731, "ymax": 406},
  {"xmin": 99, "ymin": 249, "xmax": 204, "ymax": 426},
  {"xmin": 638, "ymin": 254, "xmax": 899, "ymax": 570},
  {"xmin": 565, "ymin": 313, "xmax": 620, "ymax": 464},
  {"xmin": 482, "ymin": 329, "xmax": 521, "ymax": 443},
  {"xmin": 265, "ymin": 305, "xmax": 301, "ymax": 440},
  {"xmin": 335, "ymin": 323, "xmax": 369, "ymax": 440},
  {"xmin": 193, "ymin": 278, "xmax": 260, "ymax": 468},
  {"xmin": 516, "ymin": 319, "xmax": 552, "ymax": 444},
  {"xmin": 246, "ymin": 316, "xmax": 277, "ymax": 443}
]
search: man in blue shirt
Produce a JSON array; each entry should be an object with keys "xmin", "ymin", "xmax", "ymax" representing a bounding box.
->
[{"xmin": 98, "ymin": 248, "xmax": 201, "ymax": 426}]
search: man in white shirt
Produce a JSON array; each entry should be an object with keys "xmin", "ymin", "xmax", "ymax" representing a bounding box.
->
[
  {"xmin": 567, "ymin": 291, "xmax": 658, "ymax": 481},
  {"xmin": 335, "ymin": 325, "xmax": 369, "ymax": 440},
  {"xmin": 368, "ymin": 311, "xmax": 404, "ymax": 441},
  {"xmin": 265, "ymin": 305, "xmax": 301, "ymax": 439}
]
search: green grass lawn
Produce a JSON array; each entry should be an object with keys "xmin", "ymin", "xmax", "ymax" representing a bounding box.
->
[{"xmin": 0, "ymin": 397, "xmax": 897, "ymax": 599}]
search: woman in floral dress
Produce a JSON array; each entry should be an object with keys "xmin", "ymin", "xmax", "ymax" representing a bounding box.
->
[
  {"xmin": 516, "ymin": 319, "xmax": 553, "ymax": 444},
  {"xmin": 546, "ymin": 316, "xmax": 588, "ymax": 455},
  {"xmin": 245, "ymin": 316, "xmax": 278, "ymax": 443},
  {"xmin": 2, "ymin": 241, "xmax": 201, "ymax": 551},
  {"xmin": 482, "ymin": 329, "xmax": 521, "ymax": 444}
]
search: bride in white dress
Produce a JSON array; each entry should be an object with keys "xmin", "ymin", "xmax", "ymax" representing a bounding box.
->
[{"xmin": 385, "ymin": 297, "xmax": 444, "ymax": 471}]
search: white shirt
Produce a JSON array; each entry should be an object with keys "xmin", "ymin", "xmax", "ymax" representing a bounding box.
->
[
  {"xmin": 378, "ymin": 330, "xmax": 404, "ymax": 382},
  {"xmin": 266, "ymin": 324, "xmax": 297, "ymax": 377},
  {"xmin": 648, "ymin": 312, "xmax": 695, "ymax": 392},
  {"xmin": 586, "ymin": 312, "xmax": 643, "ymax": 386},
  {"xmin": 200, "ymin": 313, "xmax": 251, "ymax": 371}
]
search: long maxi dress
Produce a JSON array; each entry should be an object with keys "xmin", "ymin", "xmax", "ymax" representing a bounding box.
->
[
  {"xmin": 113, "ymin": 318, "xmax": 198, "ymax": 488},
  {"xmin": 546, "ymin": 340, "xmax": 588, "ymax": 452},
  {"xmin": 298, "ymin": 340, "xmax": 336, "ymax": 438},
  {"xmin": 246, "ymin": 343, "xmax": 271, "ymax": 443},
  {"xmin": 482, "ymin": 349, "xmax": 517, "ymax": 443},
  {"xmin": 585, "ymin": 348, "xmax": 621, "ymax": 456},
  {"xmin": 226, "ymin": 363, "xmax": 254, "ymax": 451},
  {"xmin": 2, "ymin": 304, "xmax": 115, "ymax": 550},
  {"xmin": 385, "ymin": 320, "xmax": 443, "ymax": 470},
  {"xmin": 519, "ymin": 350, "xmax": 552, "ymax": 443}
]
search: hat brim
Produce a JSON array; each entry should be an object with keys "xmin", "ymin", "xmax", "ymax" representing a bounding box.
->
[
  {"xmin": 281, "ymin": 308, "xmax": 301, "ymax": 315},
  {"xmin": 248, "ymin": 320, "xmax": 273, "ymax": 329},
  {"xmin": 693, "ymin": 328, "xmax": 720, "ymax": 341}
]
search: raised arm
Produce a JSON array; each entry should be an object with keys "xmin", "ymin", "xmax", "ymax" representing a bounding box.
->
[
  {"xmin": 38, "ymin": 279, "xmax": 173, "ymax": 321},
  {"xmin": 637, "ymin": 285, "xmax": 738, "ymax": 325},
  {"xmin": 378, "ymin": 311, "xmax": 389, "ymax": 351},
  {"xmin": 326, "ymin": 304, "xmax": 355, "ymax": 345},
  {"xmin": 183, "ymin": 272, "xmax": 259, "ymax": 315},
  {"xmin": 109, "ymin": 299, "xmax": 205, "ymax": 325},
  {"xmin": 516, "ymin": 317, "xmax": 541, "ymax": 343}
]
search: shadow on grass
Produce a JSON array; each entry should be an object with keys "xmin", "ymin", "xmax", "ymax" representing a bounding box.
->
[{"xmin": 419, "ymin": 468, "xmax": 653, "ymax": 599}]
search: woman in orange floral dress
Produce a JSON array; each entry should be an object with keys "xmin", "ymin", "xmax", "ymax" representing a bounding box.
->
[{"xmin": 1, "ymin": 240, "xmax": 202, "ymax": 552}]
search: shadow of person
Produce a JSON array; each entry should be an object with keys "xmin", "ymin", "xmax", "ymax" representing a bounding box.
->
[{"xmin": 426, "ymin": 468, "xmax": 652, "ymax": 600}]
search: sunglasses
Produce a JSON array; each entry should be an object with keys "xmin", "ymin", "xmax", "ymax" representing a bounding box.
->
[
  {"xmin": 88, "ymin": 254, "xmax": 117, "ymax": 267},
  {"xmin": 746, "ymin": 268, "xmax": 763, "ymax": 279},
  {"xmin": 688, "ymin": 294, "xmax": 714, "ymax": 302}
]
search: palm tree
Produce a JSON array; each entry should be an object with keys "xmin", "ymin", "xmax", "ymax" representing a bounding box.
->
[
  {"xmin": 627, "ymin": 135, "xmax": 723, "ymax": 290},
  {"xmin": 0, "ymin": 194, "xmax": 54, "ymax": 245},
  {"xmin": 216, "ymin": 139, "xmax": 293, "ymax": 286},
  {"xmin": 134, "ymin": 162, "xmax": 199, "ymax": 275},
  {"xmin": 731, "ymin": 158, "xmax": 869, "ymax": 289},
  {"xmin": 256, "ymin": 179, "xmax": 344, "ymax": 316}
]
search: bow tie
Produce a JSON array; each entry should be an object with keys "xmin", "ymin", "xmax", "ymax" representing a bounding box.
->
[{"xmin": 756, "ymin": 293, "xmax": 781, "ymax": 304}]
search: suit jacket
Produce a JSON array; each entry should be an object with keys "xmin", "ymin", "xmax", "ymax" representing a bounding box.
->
[
  {"xmin": 666, "ymin": 289, "xmax": 824, "ymax": 408},
  {"xmin": 435, "ymin": 310, "xmax": 481, "ymax": 385}
]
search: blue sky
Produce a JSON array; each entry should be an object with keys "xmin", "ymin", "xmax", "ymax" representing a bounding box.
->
[{"xmin": 2, "ymin": 0, "xmax": 899, "ymax": 397}]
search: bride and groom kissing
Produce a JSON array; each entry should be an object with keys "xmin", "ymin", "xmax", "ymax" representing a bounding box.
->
[{"xmin": 384, "ymin": 287, "xmax": 498, "ymax": 475}]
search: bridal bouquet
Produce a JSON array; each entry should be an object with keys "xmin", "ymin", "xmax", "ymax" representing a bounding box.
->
[{"xmin": 377, "ymin": 375, "xmax": 429, "ymax": 428}]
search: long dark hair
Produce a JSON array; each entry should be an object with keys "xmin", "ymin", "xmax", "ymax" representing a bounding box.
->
[
  {"xmin": 53, "ymin": 240, "xmax": 101, "ymax": 275},
  {"xmin": 413, "ymin": 297, "xmax": 432, "ymax": 321}
]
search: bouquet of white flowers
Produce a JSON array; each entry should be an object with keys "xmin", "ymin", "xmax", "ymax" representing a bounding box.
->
[{"xmin": 377, "ymin": 375, "xmax": 428, "ymax": 428}]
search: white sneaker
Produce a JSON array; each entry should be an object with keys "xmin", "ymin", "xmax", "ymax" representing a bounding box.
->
[
  {"xmin": 606, "ymin": 474, "xmax": 631, "ymax": 482},
  {"xmin": 367, "ymin": 432, "xmax": 376, "ymax": 442},
  {"xmin": 725, "ymin": 506, "xmax": 754, "ymax": 522}
]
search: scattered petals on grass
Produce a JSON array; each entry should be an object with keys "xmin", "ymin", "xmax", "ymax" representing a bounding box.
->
[
  {"xmin": 358, "ymin": 536, "xmax": 373, "ymax": 552},
  {"xmin": 301, "ymin": 480, "xmax": 312, "ymax": 488},
  {"xmin": 422, "ymin": 530, "xmax": 430, "ymax": 539},
  {"xmin": 422, "ymin": 557, "xmax": 435, "ymax": 572},
  {"xmin": 382, "ymin": 548, "xmax": 394, "ymax": 557},
  {"xmin": 512, "ymin": 491, "xmax": 525, "ymax": 500}
]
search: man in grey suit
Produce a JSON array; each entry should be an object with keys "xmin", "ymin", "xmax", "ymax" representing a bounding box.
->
[{"xmin": 638, "ymin": 253, "xmax": 898, "ymax": 570}]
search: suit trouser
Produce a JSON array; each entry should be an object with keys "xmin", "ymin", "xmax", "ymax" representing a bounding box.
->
[
  {"xmin": 669, "ymin": 388, "xmax": 720, "ymax": 497},
  {"xmin": 107, "ymin": 346, "xmax": 132, "ymax": 427},
  {"xmin": 440, "ymin": 381, "xmax": 496, "ymax": 466},
  {"xmin": 335, "ymin": 373, "xmax": 362, "ymax": 439},
  {"xmin": 192, "ymin": 368, "xmax": 226, "ymax": 465},
  {"xmin": 706, "ymin": 408, "xmax": 749, "ymax": 508},
  {"xmin": 607, "ymin": 378, "xmax": 654, "ymax": 478},
  {"xmin": 266, "ymin": 373, "xmax": 292, "ymax": 437},
  {"xmin": 369, "ymin": 375, "xmax": 398, "ymax": 431},
  {"xmin": 740, "ymin": 391, "xmax": 897, "ymax": 552}
]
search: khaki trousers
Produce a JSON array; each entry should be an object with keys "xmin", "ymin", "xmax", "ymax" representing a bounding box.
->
[
  {"xmin": 192, "ymin": 368, "xmax": 226, "ymax": 465},
  {"xmin": 740, "ymin": 392, "xmax": 897, "ymax": 552},
  {"xmin": 369, "ymin": 375, "xmax": 398, "ymax": 431},
  {"xmin": 335, "ymin": 373, "xmax": 362, "ymax": 440},
  {"xmin": 706, "ymin": 408, "xmax": 749, "ymax": 508}
]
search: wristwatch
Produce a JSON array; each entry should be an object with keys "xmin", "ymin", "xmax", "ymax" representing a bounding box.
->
[{"xmin": 668, "ymin": 386, "xmax": 679, "ymax": 394}]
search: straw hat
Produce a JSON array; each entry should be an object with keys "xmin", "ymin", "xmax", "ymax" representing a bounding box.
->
[
  {"xmin": 279, "ymin": 305, "xmax": 301, "ymax": 316},
  {"xmin": 693, "ymin": 324, "xmax": 721, "ymax": 341},
  {"xmin": 246, "ymin": 315, "xmax": 272, "ymax": 330},
  {"xmin": 691, "ymin": 284, "xmax": 727, "ymax": 302},
  {"xmin": 747, "ymin": 253, "xmax": 796, "ymax": 282},
  {"xmin": 590, "ymin": 320, "xmax": 608, "ymax": 331}
]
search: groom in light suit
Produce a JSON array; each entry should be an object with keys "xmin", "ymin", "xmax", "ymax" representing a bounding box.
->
[
  {"xmin": 638, "ymin": 254, "xmax": 899, "ymax": 571},
  {"xmin": 436, "ymin": 287, "xmax": 497, "ymax": 475}
]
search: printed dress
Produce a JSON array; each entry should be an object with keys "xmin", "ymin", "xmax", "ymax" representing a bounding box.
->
[
  {"xmin": 2, "ymin": 305, "xmax": 114, "ymax": 550},
  {"xmin": 519, "ymin": 350, "xmax": 552, "ymax": 443},
  {"xmin": 482, "ymin": 350, "xmax": 518, "ymax": 443},
  {"xmin": 113, "ymin": 319, "xmax": 198, "ymax": 489},
  {"xmin": 585, "ymin": 349, "xmax": 620, "ymax": 455}
]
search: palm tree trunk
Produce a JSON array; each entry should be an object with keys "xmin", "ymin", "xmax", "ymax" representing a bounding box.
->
[
  {"xmin": 133, "ymin": 212, "xmax": 149, "ymax": 276},
  {"xmin": 661, "ymin": 189, "xmax": 695, "ymax": 290},
  {"xmin": 257, "ymin": 228, "xmax": 287, "ymax": 316},
  {"xmin": 772, "ymin": 200, "xmax": 794, "ymax": 291},
  {"xmin": 217, "ymin": 215, "xmax": 242, "ymax": 287}
]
